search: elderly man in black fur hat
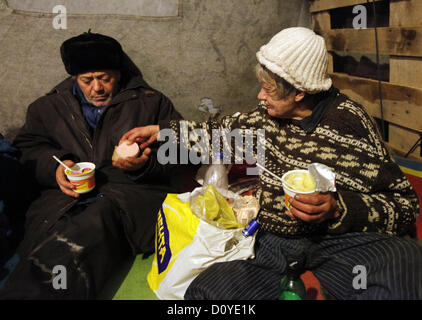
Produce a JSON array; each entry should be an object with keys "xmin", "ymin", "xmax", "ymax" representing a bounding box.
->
[{"xmin": 0, "ymin": 31, "xmax": 191, "ymax": 299}]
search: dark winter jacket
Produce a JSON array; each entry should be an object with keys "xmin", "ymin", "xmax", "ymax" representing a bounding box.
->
[
  {"xmin": 13, "ymin": 74, "xmax": 186, "ymax": 255},
  {"xmin": 0, "ymin": 134, "xmax": 22, "ymax": 265}
]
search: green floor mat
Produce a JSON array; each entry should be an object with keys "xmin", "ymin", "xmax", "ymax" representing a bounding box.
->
[
  {"xmin": 98, "ymin": 253, "xmax": 158, "ymax": 300},
  {"xmin": 112, "ymin": 254, "xmax": 157, "ymax": 300}
]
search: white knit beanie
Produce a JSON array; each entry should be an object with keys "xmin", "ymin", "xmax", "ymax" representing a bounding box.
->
[{"xmin": 256, "ymin": 27, "xmax": 332, "ymax": 94}]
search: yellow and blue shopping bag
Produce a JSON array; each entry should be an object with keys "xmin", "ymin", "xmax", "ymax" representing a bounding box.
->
[
  {"xmin": 147, "ymin": 186, "xmax": 256, "ymax": 300},
  {"xmin": 147, "ymin": 193, "xmax": 200, "ymax": 291}
]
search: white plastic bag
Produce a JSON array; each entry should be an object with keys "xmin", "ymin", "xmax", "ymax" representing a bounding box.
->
[{"xmin": 147, "ymin": 186, "xmax": 256, "ymax": 300}]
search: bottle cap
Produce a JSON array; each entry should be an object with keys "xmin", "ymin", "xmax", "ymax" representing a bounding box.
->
[{"xmin": 285, "ymin": 254, "xmax": 306, "ymax": 275}]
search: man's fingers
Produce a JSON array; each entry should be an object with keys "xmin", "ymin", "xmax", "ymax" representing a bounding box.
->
[
  {"xmin": 57, "ymin": 175, "xmax": 79, "ymax": 197},
  {"xmin": 112, "ymin": 160, "xmax": 123, "ymax": 170},
  {"xmin": 56, "ymin": 160, "xmax": 79, "ymax": 195},
  {"xmin": 126, "ymin": 149, "xmax": 150, "ymax": 166},
  {"xmin": 141, "ymin": 147, "xmax": 152, "ymax": 157},
  {"xmin": 120, "ymin": 125, "xmax": 160, "ymax": 146},
  {"xmin": 119, "ymin": 128, "xmax": 138, "ymax": 144},
  {"xmin": 112, "ymin": 158, "xmax": 131, "ymax": 169},
  {"xmin": 61, "ymin": 180, "xmax": 76, "ymax": 190},
  {"xmin": 120, "ymin": 127, "xmax": 148, "ymax": 145},
  {"xmin": 58, "ymin": 184, "xmax": 80, "ymax": 198},
  {"xmin": 57, "ymin": 173, "xmax": 74, "ymax": 189},
  {"xmin": 112, "ymin": 148, "xmax": 151, "ymax": 171},
  {"xmin": 138, "ymin": 135, "xmax": 157, "ymax": 149}
]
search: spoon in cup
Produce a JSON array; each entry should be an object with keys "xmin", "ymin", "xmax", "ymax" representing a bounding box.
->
[{"xmin": 52, "ymin": 155, "xmax": 81, "ymax": 174}]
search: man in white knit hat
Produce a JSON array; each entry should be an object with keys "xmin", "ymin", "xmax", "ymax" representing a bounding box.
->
[{"xmin": 121, "ymin": 27, "xmax": 422, "ymax": 299}]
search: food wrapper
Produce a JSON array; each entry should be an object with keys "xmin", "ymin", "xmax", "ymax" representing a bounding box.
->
[
  {"xmin": 308, "ymin": 163, "xmax": 336, "ymax": 192},
  {"xmin": 231, "ymin": 195, "xmax": 260, "ymax": 227}
]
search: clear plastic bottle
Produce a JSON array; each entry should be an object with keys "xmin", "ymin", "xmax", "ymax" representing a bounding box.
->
[
  {"xmin": 278, "ymin": 258, "xmax": 306, "ymax": 300},
  {"xmin": 203, "ymin": 152, "xmax": 229, "ymax": 190}
]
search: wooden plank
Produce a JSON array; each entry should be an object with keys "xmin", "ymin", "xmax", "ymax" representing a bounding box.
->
[
  {"xmin": 312, "ymin": 11, "xmax": 331, "ymax": 34},
  {"xmin": 385, "ymin": 141, "xmax": 422, "ymax": 162},
  {"xmin": 390, "ymin": 0, "xmax": 422, "ymax": 28},
  {"xmin": 390, "ymin": 56, "xmax": 422, "ymax": 89},
  {"xmin": 322, "ymin": 27, "xmax": 422, "ymax": 57},
  {"xmin": 309, "ymin": 0, "xmax": 382, "ymax": 13},
  {"xmin": 388, "ymin": 123, "xmax": 422, "ymax": 160},
  {"xmin": 330, "ymin": 72, "xmax": 422, "ymax": 132}
]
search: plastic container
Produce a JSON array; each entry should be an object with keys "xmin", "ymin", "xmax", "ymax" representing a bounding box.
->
[
  {"xmin": 65, "ymin": 162, "xmax": 96, "ymax": 194},
  {"xmin": 203, "ymin": 153, "xmax": 229, "ymax": 190},
  {"xmin": 281, "ymin": 169, "xmax": 316, "ymax": 210}
]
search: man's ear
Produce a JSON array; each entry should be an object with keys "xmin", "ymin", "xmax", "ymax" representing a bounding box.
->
[{"xmin": 294, "ymin": 90, "xmax": 306, "ymax": 102}]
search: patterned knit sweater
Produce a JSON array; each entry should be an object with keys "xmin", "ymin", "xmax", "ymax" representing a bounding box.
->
[{"xmin": 162, "ymin": 89, "xmax": 419, "ymax": 237}]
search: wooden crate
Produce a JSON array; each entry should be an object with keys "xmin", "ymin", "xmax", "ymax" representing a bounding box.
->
[{"xmin": 309, "ymin": 0, "xmax": 422, "ymax": 160}]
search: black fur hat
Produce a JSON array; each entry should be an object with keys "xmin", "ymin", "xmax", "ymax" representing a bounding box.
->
[{"xmin": 60, "ymin": 30, "xmax": 123, "ymax": 75}]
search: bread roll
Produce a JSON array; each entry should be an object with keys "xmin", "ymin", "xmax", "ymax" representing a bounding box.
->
[{"xmin": 112, "ymin": 140, "xmax": 140, "ymax": 161}]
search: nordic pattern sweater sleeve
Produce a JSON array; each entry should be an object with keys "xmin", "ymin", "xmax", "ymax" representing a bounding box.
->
[
  {"xmin": 160, "ymin": 106, "xmax": 265, "ymax": 165},
  {"xmin": 161, "ymin": 94, "xmax": 419, "ymax": 237},
  {"xmin": 320, "ymin": 96, "xmax": 418, "ymax": 236}
]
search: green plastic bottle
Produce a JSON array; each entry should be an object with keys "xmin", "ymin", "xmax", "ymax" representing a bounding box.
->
[{"xmin": 278, "ymin": 259, "xmax": 306, "ymax": 300}]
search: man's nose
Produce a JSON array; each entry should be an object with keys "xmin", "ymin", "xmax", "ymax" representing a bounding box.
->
[{"xmin": 92, "ymin": 79, "xmax": 104, "ymax": 92}]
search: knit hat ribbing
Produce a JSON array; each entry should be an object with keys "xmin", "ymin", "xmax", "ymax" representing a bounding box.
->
[{"xmin": 256, "ymin": 27, "xmax": 332, "ymax": 94}]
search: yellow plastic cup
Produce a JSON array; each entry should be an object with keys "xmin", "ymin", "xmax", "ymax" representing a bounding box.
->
[
  {"xmin": 65, "ymin": 162, "xmax": 96, "ymax": 194},
  {"xmin": 281, "ymin": 170, "xmax": 316, "ymax": 210}
]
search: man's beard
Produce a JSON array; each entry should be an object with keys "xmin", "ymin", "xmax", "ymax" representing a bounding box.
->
[
  {"xmin": 82, "ymin": 83, "xmax": 120, "ymax": 107},
  {"xmin": 86, "ymin": 94, "xmax": 112, "ymax": 107}
]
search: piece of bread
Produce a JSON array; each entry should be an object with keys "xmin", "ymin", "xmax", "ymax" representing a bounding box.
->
[{"xmin": 112, "ymin": 140, "xmax": 140, "ymax": 161}]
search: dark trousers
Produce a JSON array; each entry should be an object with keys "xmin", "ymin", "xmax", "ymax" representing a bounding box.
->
[
  {"xmin": 0, "ymin": 195, "xmax": 131, "ymax": 299},
  {"xmin": 184, "ymin": 231, "xmax": 422, "ymax": 300}
]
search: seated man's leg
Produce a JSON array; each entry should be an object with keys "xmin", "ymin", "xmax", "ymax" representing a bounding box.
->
[
  {"xmin": 185, "ymin": 231, "xmax": 307, "ymax": 300},
  {"xmin": 309, "ymin": 232, "xmax": 422, "ymax": 300},
  {"xmin": 0, "ymin": 194, "xmax": 130, "ymax": 299}
]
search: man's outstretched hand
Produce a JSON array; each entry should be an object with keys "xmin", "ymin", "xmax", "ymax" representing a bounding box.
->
[{"xmin": 119, "ymin": 125, "xmax": 160, "ymax": 149}]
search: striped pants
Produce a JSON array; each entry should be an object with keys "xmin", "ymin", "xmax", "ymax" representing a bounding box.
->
[{"xmin": 184, "ymin": 231, "xmax": 422, "ymax": 300}]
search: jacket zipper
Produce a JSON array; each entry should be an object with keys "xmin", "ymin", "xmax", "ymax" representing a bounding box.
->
[
  {"xmin": 60, "ymin": 92, "xmax": 94, "ymax": 153},
  {"xmin": 70, "ymin": 113, "xmax": 93, "ymax": 150}
]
